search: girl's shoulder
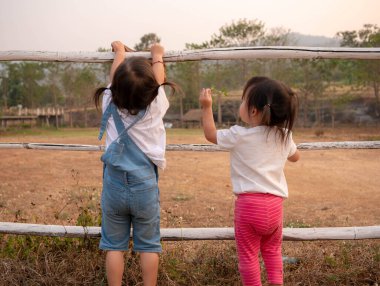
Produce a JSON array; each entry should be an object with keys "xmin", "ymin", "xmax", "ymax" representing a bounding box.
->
[
  {"xmin": 230, "ymin": 125, "xmax": 267, "ymax": 135},
  {"xmin": 145, "ymin": 86, "xmax": 169, "ymax": 119},
  {"xmin": 219, "ymin": 125, "xmax": 266, "ymax": 138}
]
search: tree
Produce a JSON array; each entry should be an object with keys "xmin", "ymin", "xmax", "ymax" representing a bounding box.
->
[
  {"xmin": 0, "ymin": 66, "xmax": 9, "ymax": 110},
  {"xmin": 293, "ymin": 59, "xmax": 337, "ymax": 127},
  {"xmin": 337, "ymin": 24, "xmax": 380, "ymax": 117},
  {"xmin": 183, "ymin": 19, "xmax": 293, "ymax": 113},
  {"xmin": 73, "ymin": 66, "xmax": 98, "ymax": 127},
  {"xmin": 61, "ymin": 64, "xmax": 99, "ymax": 127},
  {"xmin": 134, "ymin": 33, "xmax": 161, "ymax": 51},
  {"xmin": 44, "ymin": 63, "xmax": 66, "ymax": 128},
  {"xmin": 205, "ymin": 19, "xmax": 265, "ymax": 48},
  {"xmin": 3, "ymin": 62, "xmax": 45, "ymax": 108}
]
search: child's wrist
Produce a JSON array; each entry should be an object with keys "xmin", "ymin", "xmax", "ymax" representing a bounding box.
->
[
  {"xmin": 114, "ymin": 50, "xmax": 125, "ymax": 55},
  {"xmin": 152, "ymin": 55, "xmax": 163, "ymax": 61},
  {"xmin": 201, "ymin": 105, "xmax": 212, "ymax": 110}
]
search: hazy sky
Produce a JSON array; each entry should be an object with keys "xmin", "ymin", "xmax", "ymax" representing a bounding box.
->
[{"xmin": 1, "ymin": 0, "xmax": 379, "ymax": 52}]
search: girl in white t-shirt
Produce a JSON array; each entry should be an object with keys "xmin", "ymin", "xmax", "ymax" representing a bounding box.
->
[
  {"xmin": 199, "ymin": 76, "xmax": 300, "ymax": 286},
  {"xmin": 93, "ymin": 41, "xmax": 176, "ymax": 286}
]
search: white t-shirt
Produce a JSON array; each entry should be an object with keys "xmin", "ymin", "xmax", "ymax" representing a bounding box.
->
[
  {"xmin": 217, "ymin": 125, "xmax": 297, "ymax": 197},
  {"xmin": 102, "ymin": 86, "xmax": 169, "ymax": 169}
]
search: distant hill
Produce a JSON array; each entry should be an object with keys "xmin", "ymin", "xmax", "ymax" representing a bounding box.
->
[{"xmin": 289, "ymin": 32, "xmax": 340, "ymax": 47}]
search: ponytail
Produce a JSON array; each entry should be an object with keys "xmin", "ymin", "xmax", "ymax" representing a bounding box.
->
[{"xmin": 284, "ymin": 88, "xmax": 298, "ymax": 142}]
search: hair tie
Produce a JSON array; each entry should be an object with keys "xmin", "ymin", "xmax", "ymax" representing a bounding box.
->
[{"xmin": 265, "ymin": 103, "xmax": 271, "ymax": 108}]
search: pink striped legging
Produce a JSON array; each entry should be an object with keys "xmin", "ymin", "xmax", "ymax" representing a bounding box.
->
[{"xmin": 234, "ymin": 193, "xmax": 284, "ymax": 286}]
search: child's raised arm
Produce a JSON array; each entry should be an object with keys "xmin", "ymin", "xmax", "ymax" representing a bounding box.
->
[
  {"xmin": 199, "ymin": 88, "xmax": 217, "ymax": 144},
  {"xmin": 151, "ymin": 43, "xmax": 165, "ymax": 85},
  {"xmin": 110, "ymin": 41, "xmax": 126, "ymax": 81}
]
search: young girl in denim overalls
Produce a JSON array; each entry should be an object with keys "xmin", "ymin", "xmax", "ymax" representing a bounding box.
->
[
  {"xmin": 94, "ymin": 41, "xmax": 175, "ymax": 286},
  {"xmin": 199, "ymin": 77, "xmax": 300, "ymax": 286}
]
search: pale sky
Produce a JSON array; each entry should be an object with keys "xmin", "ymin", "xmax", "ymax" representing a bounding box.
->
[{"xmin": 0, "ymin": 0, "xmax": 379, "ymax": 52}]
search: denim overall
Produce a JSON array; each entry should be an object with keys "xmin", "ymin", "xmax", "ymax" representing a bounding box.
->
[{"xmin": 98, "ymin": 102, "xmax": 161, "ymax": 252}]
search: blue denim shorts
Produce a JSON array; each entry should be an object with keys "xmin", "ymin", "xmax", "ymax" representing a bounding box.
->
[{"xmin": 99, "ymin": 165, "xmax": 161, "ymax": 253}]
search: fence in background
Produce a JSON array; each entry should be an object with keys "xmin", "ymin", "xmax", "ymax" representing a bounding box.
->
[{"xmin": 0, "ymin": 46, "xmax": 379, "ymax": 240}]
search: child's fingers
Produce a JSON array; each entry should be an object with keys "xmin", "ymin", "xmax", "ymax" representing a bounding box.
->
[
  {"xmin": 111, "ymin": 41, "xmax": 125, "ymax": 52},
  {"xmin": 201, "ymin": 88, "xmax": 210, "ymax": 97},
  {"xmin": 199, "ymin": 88, "xmax": 205, "ymax": 98},
  {"xmin": 199, "ymin": 88, "xmax": 213, "ymax": 105},
  {"xmin": 124, "ymin": 45, "xmax": 135, "ymax": 52}
]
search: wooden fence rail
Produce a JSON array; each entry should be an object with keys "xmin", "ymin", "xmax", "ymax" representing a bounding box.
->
[
  {"xmin": 1, "ymin": 47, "xmax": 380, "ymax": 63},
  {"xmin": 1, "ymin": 222, "xmax": 379, "ymax": 241},
  {"xmin": 0, "ymin": 141, "xmax": 380, "ymax": 152}
]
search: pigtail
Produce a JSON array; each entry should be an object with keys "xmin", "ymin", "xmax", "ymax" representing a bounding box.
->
[
  {"xmin": 93, "ymin": 87, "xmax": 108, "ymax": 111},
  {"xmin": 283, "ymin": 86, "xmax": 298, "ymax": 143},
  {"xmin": 160, "ymin": 81, "xmax": 178, "ymax": 97}
]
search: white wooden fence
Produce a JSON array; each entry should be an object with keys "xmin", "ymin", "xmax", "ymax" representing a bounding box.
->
[
  {"xmin": 1, "ymin": 223, "xmax": 380, "ymax": 241},
  {"xmin": 1, "ymin": 46, "xmax": 380, "ymax": 63},
  {"xmin": 0, "ymin": 46, "xmax": 379, "ymax": 240},
  {"xmin": 0, "ymin": 141, "xmax": 380, "ymax": 152}
]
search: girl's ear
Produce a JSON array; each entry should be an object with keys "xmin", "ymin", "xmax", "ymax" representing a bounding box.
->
[{"xmin": 252, "ymin": 107, "xmax": 258, "ymax": 117}]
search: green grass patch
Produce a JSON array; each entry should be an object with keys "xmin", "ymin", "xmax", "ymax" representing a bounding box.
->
[
  {"xmin": 0, "ymin": 127, "xmax": 204, "ymax": 139},
  {"xmin": 171, "ymin": 193, "xmax": 193, "ymax": 202},
  {"xmin": 0, "ymin": 127, "xmax": 99, "ymax": 138},
  {"xmin": 166, "ymin": 128, "xmax": 203, "ymax": 137},
  {"xmin": 284, "ymin": 220, "xmax": 311, "ymax": 228}
]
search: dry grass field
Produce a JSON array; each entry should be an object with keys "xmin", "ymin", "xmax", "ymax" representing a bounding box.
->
[{"xmin": 0, "ymin": 126, "xmax": 379, "ymax": 285}]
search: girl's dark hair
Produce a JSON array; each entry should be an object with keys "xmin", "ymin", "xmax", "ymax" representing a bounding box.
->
[
  {"xmin": 94, "ymin": 57, "xmax": 176, "ymax": 115},
  {"xmin": 242, "ymin": 76, "xmax": 298, "ymax": 143}
]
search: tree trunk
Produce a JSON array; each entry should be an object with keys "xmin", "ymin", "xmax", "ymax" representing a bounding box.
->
[
  {"xmin": 179, "ymin": 93, "xmax": 183, "ymax": 126},
  {"xmin": 53, "ymin": 89, "xmax": 59, "ymax": 129},
  {"xmin": 53, "ymin": 65, "xmax": 59, "ymax": 129},
  {"xmin": 302, "ymin": 92, "xmax": 309, "ymax": 127},
  {"xmin": 84, "ymin": 106, "xmax": 88, "ymax": 128},
  {"xmin": 373, "ymin": 81, "xmax": 379, "ymax": 117},
  {"xmin": 314, "ymin": 95, "xmax": 320, "ymax": 127},
  {"xmin": 217, "ymin": 93, "xmax": 222, "ymax": 125},
  {"xmin": 2, "ymin": 77, "xmax": 7, "ymax": 110},
  {"xmin": 70, "ymin": 111, "xmax": 73, "ymax": 128},
  {"xmin": 241, "ymin": 59, "xmax": 247, "ymax": 84}
]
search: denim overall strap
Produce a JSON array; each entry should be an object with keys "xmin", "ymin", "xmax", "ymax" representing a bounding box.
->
[
  {"xmin": 110, "ymin": 103, "xmax": 127, "ymax": 135},
  {"xmin": 111, "ymin": 106, "xmax": 147, "ymax": 140},
  {"xmin": 98, "ymin": 102, "xmax": 113, "ymax": 141}
]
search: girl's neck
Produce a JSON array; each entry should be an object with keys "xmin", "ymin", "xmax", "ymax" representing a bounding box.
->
[{"xmin": 249, "ymin": 115, "xmax": 262, "ymax": 127}]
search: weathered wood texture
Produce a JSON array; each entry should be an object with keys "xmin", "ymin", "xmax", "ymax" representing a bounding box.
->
[
  {"xmin": 1, "ymin": 222, "xmax": 379, "ymax": 240},
  {"xmin": 1, "ymin": 47, "xmax": 380, "ymax": 63},
  {"xmin": 0, "ymin": 141, "xmax": 379, "ymax": 152}
]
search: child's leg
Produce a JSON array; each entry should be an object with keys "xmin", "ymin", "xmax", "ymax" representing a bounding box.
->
[
  {"xmin": 106, "ymin": 250, "xmax": 124, "ymax": 286},
  {"xmin": 140, "ymin": 252, "xmax": 159, "ymax": 286},
  {"xmin": 235, "ymin": 196, "xmax": 263, "ymax": 286},
  {"xmin": 260, "ymin": 197, "xmax": 283, "ymax": 285},
  {"xmin": 261, "ymin": 226, "xmax": 283, "ymax": 285},
  {"xmin": 235, "ymin": 228, "xmax": 262, "ymax": 286}
]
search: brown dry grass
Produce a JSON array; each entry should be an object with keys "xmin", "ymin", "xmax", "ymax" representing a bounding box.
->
[{"xmin": 0, "ymin": 126, "xmax": 380, "ymax": 285}]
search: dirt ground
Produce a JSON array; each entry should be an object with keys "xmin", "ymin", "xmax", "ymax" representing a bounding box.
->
[{"xmin": 0, "ymin": 127, "xmax": 380, "ymax": 230}]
